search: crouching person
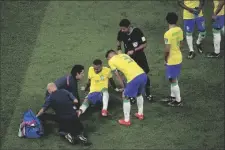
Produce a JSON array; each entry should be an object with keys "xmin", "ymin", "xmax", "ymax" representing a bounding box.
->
[{"xmin": 36, "ymin": 83, "xmax": 92, "ymax": 146}]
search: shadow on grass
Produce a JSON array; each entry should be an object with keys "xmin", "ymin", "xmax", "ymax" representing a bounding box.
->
[{"xmin": 0, "ymin": 1, "xmax": 50, "ymax": 142}]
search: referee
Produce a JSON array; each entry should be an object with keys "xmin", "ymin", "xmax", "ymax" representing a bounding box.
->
[{"xmin": 116, "ymin": 19, "xmax": 153, "ymax": 101}]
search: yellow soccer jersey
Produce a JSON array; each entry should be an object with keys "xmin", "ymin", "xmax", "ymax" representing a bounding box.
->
[
  {"xmin": 214, "ymin": 0, "xmax": 224, "ymax": 16},
  {"xmin": 88, "ymin": 66, "xmax": 112, "ymax": 93},
  {"xmin": 164, "ymin": 27, "xmax": 183, "ymax": 65},
  {"xmin": 108, "ymin": 54, "xmax": 144, "ymax": 83},
  {"xmin": 183, "ymin": 0, "xmax": 203, "ymax": 19}
]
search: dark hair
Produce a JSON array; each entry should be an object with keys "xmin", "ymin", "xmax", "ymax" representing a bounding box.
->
[
  {"xmin": 105, "ymin": 49, "xmax": 116, "ymax": 58},
  {"xmin": 93, "ymin": 59, "xmax": 102, "ymax": 65},
  {"xmin": 166, "ymin": 12, "xmax": 178, "ymax": 24},
  {"xmin": 119, "ymin": 19, "xmax": 130, "ymax": 27},
  {"xmin": 71, "ymin": 64, "xmax": 84, "ymax": 78}
]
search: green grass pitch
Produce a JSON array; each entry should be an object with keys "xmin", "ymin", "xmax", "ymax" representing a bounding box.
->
[{"xmin": 1, "ymin": 1, "xmax": 224, "ymax": 149}]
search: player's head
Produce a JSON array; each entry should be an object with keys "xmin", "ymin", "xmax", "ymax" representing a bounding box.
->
[
  {"xmin": 71, "ymin": 64, "xmax": 85, "ymax": 80},
  {"xmin": 119, "ymin": 19, "xmax": 131, "ymax": 33},
  {"xmin": 166, "ymin": 12, "xmax": 178, "ymax": 25},
  {"xmin": 93, "ymin": 59, "xmax": 102, "ymax": 73},
  {"xmin": 47, "ymin": 83, "xmax": 57, "ymax": 93},
  {"xmin": 105, "ymin": 49, "xmax": 117, "ymax": 60}
]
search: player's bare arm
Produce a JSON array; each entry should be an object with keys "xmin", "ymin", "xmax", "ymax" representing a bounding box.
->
[
  {"xmin": 214, "ymin": 0, "xmax": 225, "ymax": 15},
  {"xmin": 114, "ymin": 70, "xmax": 125, "ymax": 89},
  {"xmin": 198, "ymin": 0, "xmax": 205, "ymax": 11},
  {"xmin": 177, "ymin": 0, "xmax": 196, "ymax": 13},
  {"xmin": 164, "ymin": 44, "xmax": 170, "ymax": 64},
  {"xmin": 36, "ymin": 108, "xmax": 45, "ymax": 117}
]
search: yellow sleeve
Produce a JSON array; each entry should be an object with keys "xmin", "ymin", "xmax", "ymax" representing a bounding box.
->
[
  {"xmin": 88, "ymin": 67, "xmax": 92, "ymax": 79},
  {"xmin": 179, "ymin": 29, "xmax": 184, "ymax": 41},
  {"xmin": 164, "ymin": 32, "xmax": 171, "ymax": 45},
  {"xmin": 108, "ymin": 68, "xmax": 113, "ymax": 78},
  {"xmin": 108, "ymin": 60, "xmax": 117, "ymax": 71}
]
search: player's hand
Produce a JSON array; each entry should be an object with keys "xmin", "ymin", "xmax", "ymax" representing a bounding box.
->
[
  {"xmin": 127, "ymin": 50, "xmax": 134, "ymax": 55},
  {"xmin": 74, "ymin": 99, "xmax": 78, "ymax": 103},
  {"xmin": 76, "ymin": 109, "xmax": 82, "ymax": 118},
  {"xmin": 189, "ymin": 8, "xmax": 199, "ymax": 15}
]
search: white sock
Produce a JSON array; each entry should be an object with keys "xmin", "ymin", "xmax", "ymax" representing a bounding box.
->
[
  {"xmin": 186, "ymin": 35, "xmax": 194, "ymax": 52},
  {"xmin": 196, "ymin": 32, "xmax": 206, "ymax": 45},
  {"xmin": 102, "ymin": 91, "xmax": 109, "ymax": 110},
  {"xmin": 221, "ymin": 26, "xmax": 224, "ymax": 36},
  {"xmin": 170, "ymin": 84, "xmax": 175, "ymax": 97},
  {"xmin": 79, "ymin": 102, "xmax": 89, "ymax": 114},
  {"xmin": 123, "ymin": 99, "xmax": 131, "ymax": 122},
  {"xmin": 213, "ymin": 32, "xmax": 221, "ymax": 54},
  {"xmin": 171, "ymin": 83, "xmax": 181, "ymax": 102},
  {"xmin": 136, "ymin": 95, "xmax": 144, "ymax": 115}
]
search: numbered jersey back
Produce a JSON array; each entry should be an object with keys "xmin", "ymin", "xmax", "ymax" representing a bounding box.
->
[{"xmin": 109, "ymin": 54, "xmax": 144, "ymax": 82}]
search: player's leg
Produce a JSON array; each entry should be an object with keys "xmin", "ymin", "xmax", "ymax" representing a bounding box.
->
[
  {"xmin": 196, "ymin": 16, "xmax": 206, "ymax": 54},
  {"xmin": 184, "ymin": 19, "xmax": 195, "ymax": 59},
  {"xmin": 207, "ymin": 15, "xmax": 224, "ymax": 58},
  {"xmin": 166, "ymin": 64, "xmax": 182, "ymax": 106},
  {"xmin": 135, "ymin": 73, "xmax": 147, "ymax": 120},
  {"xmin": 118, "ymin": 79, "xmax": 139, "ymax": 126},
  {"xmin": 101, "ymin": 88, "xmax": 109, "ymax": 116},
  {"xmin": 78, "ymin": 98, "xmax": 90, "ymax": 116}
]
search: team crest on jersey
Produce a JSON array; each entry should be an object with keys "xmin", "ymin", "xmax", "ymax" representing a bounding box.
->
[
  {"xmin": 132, "ymin": 42, "xmax": 138, "ymax": 47},
  {"xmin": 100, "ymin": 75, "xmax": 104, "ymax": 80}
]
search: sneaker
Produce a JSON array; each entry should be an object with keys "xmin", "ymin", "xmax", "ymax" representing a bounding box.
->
[
  {"xmin": 135, "ymin": 113, "xmax": 144, "ymax": 120},
  {"xmin": 118, "ymin": 119, "xmax": 131, "ymax": 126},
  {"xmin": 207, "ymin": 52, "xmax": 220, "ymax": 58},
  {"xmin": 146, "ymin": 95, "xmax": 153, "ymax": 102},
  {"xmin": 160, "ymin": 96, "xmax": 175, "ymax": 102},
  {"xmin": 101, "ymin": 109, "xmax": 108, "ymax": 117},
  {"xmin": 77, "ymin": 134, "xmax": 92, "ymax": 146},
  {"xmin": 196, "ymin": 43, "xmax": 203, "ymax": 53},
  {"xmin": 168, "ymin": 101, "xmax": 183, "ymax": 107},
  {"xmin": 188, "ymin": 51, "xmax": 195, "ymax": 59},
  {"xmin": 65, "ymin": 133, "xmax": 74, "ymax": 144}
]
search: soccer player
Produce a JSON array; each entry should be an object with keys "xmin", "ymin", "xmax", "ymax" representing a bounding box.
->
[
  {"xmin": 77, "ymin": 59, "xmax": 120, "ymax": 117},
  {"xmin": 105, "ymin": 50, "xmax": 147, "ymax": 126},
  {"xmin": 116, "ymin": 19, "xmax": 153, "ymax": 101},
  {"xmin": 162, "ymin": 12, "xmax": 183, "ymax": 107},
  {"xmin": 178, "ymin": 0, "xmax": 206, "ymax": 59},
  {"xmin": 207, "ymin": 0, "xmax": 225, "ymax": 58},
  {"xmin": 45, "ymin": 65, "xmax": 84, "ymax": 107}
]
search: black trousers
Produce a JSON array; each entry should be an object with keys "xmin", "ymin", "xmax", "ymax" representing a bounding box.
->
[
  {"xmin": 130, "ymin": 51, "xmax": 151, "ymax": 96},
  {"xmin": 39, "ymin": 113, "xmax": 84, "ymax": 136}
]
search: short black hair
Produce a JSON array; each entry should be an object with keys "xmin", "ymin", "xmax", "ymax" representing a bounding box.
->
[
  {"xmin": 119, "ymin": 19, "xmax": 130, "ymax": 27},
  {"xmin": 105, "ymin": 49, "xmax": 116, "ymax": 58},
  {"xmin": 71, "ymin": 64, "xmax": 84, "ymax": 78},
  {"xmin": 93, "ymin": 59, "xmax": 102, "ymax": 65},
  {"xmin": 166, "ymin": 12, "xmax": 178, "ymax": 25}
]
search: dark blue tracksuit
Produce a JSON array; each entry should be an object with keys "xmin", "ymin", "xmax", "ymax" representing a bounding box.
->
[
  {"xmin": 45, "ymin": 75, "xmax": 80, "ymax": 106},
  {"xmin": 41, "ymin": 89, "xmax": 84, "ymax": 136}
]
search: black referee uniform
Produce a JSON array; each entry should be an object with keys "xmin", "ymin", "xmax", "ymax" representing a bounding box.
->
[{"xmin": 117, "ymin": 21, "xmax": 152, "ymax": 100}]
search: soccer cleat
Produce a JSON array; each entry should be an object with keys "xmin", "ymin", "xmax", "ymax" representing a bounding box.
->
[
  {"xmin": 196, "ymin": 43, "xmax": 203, "ymax": 53},
  {"xmin": 160, "ymin": 96, "xmax": 175, "ymax": 102},
  {"xmin": 135, "ymin": 113, "xmax": 144, "ymax": 120},
  {"xmin": 77, "ymin": 134, "xmax": 92, "ymax": 146},
  {"xmin": 187, "ymin": 51, "xmax": 195, "ymax": 59},
  {"xmin": 207, "ymin": 52, "xmax": 220, "ymax": 58},
  {"xmin": 65, "ymin": 133, "xmax": 74, "ymax": 144},
  {"xmin": 101, "ymin": 109, "xmax": 108, "ymax": 116},
  {"xmin": 146, "ymin": 95, "xmax": 153, "ymax": 102},
  {"xmin": 118, "ymin": 119, "xmax": 131, "ymax": 126},
  {"xmin": 168, "ymin": 101, "xmax": 183, "ymax": 107}
]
